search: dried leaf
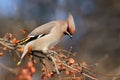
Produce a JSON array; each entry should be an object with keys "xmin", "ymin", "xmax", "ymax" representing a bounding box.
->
[
  {"xmin": 68, "ymin": 58, "xmax": 75, "ymax": 64},
  {"xmin": 0, "ymin": 52, "xmax": 3, "ymax": 56},
  {"xmin": 8, "ymin": 33, "xmax": 13, "ymax": 39},
  {"xmin": 28, "ymin": 46, "xmax": 32, "ymax": 53},
  {"xmin": 41, "ymin": 67, "xmax": 46, "ymax": 72},
  {"xmin": 12, "ymin": 38, "xmax": 19, "ymax": 44},
  {"xmin": 3, "ymin": 47, "xmax": 7, "ymax": 50},
  {"xmin": 20, "ymin": 29, "xmax": 26, "ymax": 34},
  {"xmin": 49, "ymin": 46, "xmax": 55, "ymax": 50},
  {"xmin": 82, "ymin": 61, "xmax": 87, "ymax": 67},
  {"xmin": 47, "ymin": 73, "xmax": 53, "ymax": 78},
  {"xmin": 41, "ymin": 74, "xmax": 47, "ymax": 80},
  {"xmin": 72, "ymin": 52, "xmax": 77, "ymax": 56},
  {"xmin": 18, "ymin": 47, "xmax": 24, "ymax": 53}
]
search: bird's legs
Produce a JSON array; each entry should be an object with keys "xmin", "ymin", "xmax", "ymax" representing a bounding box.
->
[
  {"xmin": 47, "ymin": 50, "xmax": 60, "ymax": 74},
  {"xmin": 31, "ymin": 50, "xmax": 60, "ymax": 74}
]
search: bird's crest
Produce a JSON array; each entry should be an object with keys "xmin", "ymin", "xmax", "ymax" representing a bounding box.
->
[{"xmin": 67, "ymin": 13, "xmax": 75, "ymax": 35}]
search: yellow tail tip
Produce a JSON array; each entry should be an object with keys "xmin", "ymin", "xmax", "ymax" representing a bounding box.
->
[{"xmin": 17, "ymin": 61, "xmax": 21, "ymax": 66}]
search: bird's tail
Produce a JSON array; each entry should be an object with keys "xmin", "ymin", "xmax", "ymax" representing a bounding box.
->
[
  {"xmin": 17, "ymin": 44, "xmax": 30, "ymax": 66},
  {"xmin": 17, "ymin": 60, "xmax": 22, "ymax": 66}
]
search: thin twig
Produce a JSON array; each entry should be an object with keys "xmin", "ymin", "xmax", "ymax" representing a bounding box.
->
[
  {"xmin": 58, "ymin": 49, "xmax": 73, "ymax": 55},
  {"xmin": 0, "ymin": 41, "xmax": 14, "ymax": 49},
  {"xmin": 61, "ymin": 62, "xmax": 78, "ymax": 71},
  {"xmin": 15, "ymin": 50, "xmax": 20, "ymax": 58},
  {"xmin": 82, "ymin": 73, "xmax": 98, "ymax": 80},
  {"xmin": 49, "ymin": 55, "xmax": 60, "ymax": 74},
  {"xmin": 0, "ymin": 63, "xmax": 17, "ymax": 75},
  {"xmin": 112, "ymin": 72, "xmax": 120, "ymax": 80}
]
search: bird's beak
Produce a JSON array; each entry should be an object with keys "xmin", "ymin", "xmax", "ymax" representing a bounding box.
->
[{"xmin": 65, "ymin": 31, "xmax": 73, "ymax": 39}]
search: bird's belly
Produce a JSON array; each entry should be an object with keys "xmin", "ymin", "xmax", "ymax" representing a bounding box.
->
[
  {"xmin": 32, "ymin": 34, "xmax": 63, "ymax": 51},
  {"xmin": 50, "ymin": 39, "xmax": 60, "ymax": 46}
]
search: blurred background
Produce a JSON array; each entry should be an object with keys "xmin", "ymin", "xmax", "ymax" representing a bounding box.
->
[{"xmin": 0, "ymin": 0, "xmax": 120, "ymax": 80}]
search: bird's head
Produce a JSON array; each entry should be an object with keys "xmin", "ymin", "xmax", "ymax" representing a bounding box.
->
[{"xmin": 63, "ymin": 13, "xmax": 75, "ymax": 38}]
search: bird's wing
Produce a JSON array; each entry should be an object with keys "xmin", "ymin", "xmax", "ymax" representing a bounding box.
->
[
  {"xmin": 17, "ymin": 34, "xmax": 45, "ymax": 45},
  {"xmin": 29, "ymin": 21, "xmax": 55, "ymax": 36},
  {"xmin": 17, "ymin": 21, "xmax": 56, "ymax": 45}
]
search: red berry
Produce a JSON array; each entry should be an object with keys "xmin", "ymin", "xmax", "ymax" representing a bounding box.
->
[
  {"xmin": 30, "ymin": 67, "xmax": 36, "ymax": 74},
  {"xmin": 27, "ymin": 61, "xmax": 33, "ymax": 68}
]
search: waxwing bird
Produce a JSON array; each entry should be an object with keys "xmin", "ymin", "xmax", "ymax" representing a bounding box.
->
[{"xmin": 17, "ymin": 13, "xmax": 75, "ymax": 65}]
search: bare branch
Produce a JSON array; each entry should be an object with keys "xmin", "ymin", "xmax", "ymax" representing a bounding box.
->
[{"xmin": 0, "ymin": 63, "xmax": 19, "ymax": 75}]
